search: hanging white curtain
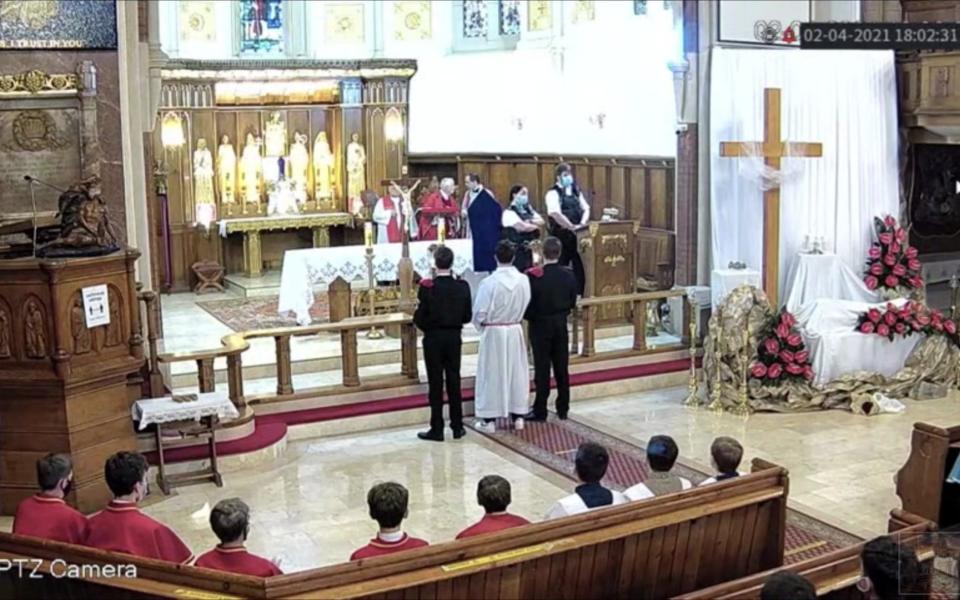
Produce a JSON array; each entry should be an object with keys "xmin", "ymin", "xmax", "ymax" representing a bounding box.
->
[{"xmin": 709, "ymin": 48, "xmax": 899, "ymax": 303}]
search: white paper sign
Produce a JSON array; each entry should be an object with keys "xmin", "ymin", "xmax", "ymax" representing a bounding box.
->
[{"xmin": 82, "ymin": 284, "xmax": 110, "ymax": 328}]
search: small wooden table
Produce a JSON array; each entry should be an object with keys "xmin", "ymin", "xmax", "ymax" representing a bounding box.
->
[{"xmin": 132, "ymin": 392, "xmax": 239, "ymax": 494}]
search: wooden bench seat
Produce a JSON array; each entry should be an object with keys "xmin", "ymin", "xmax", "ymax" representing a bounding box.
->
[
  {"xmin": 674, "ymin": 510, "xmax": 937, "ymax": 600},
  {"xmin": 894, "ymin": 421, "xmax": 960, "ymax": 529},
  {"xmin": 0, "ymin": 459, "xmax": 789, "ymax": 600}
]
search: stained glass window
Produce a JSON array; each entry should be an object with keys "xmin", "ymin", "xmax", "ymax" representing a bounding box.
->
[
  {"xmin": 239, "ymin": 0, "xmax": 283, "ymax": 53},
  {"xmin": 462, "ymin": 0, "xmax": 487, "ymax": 39},
  {"xmin": 498, "ymin": 1, "xmax": 520, "ymax": 36}
]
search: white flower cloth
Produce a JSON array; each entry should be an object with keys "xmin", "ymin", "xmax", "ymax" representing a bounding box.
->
[{"xmin": 131, "ymin": 391, "xmax": 239, "ymax": 430}]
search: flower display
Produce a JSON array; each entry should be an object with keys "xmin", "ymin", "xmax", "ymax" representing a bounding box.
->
[
  {"xmin": 855, "ymin": 301, "xmax": 960, "ymax": 346},
  {"xmin": 751, "ymin": 308, "xmax": 814, "ymax": 385},
  {"xmin": 863, "ymin": 215, "xmax": 922, "ymax": 296}
]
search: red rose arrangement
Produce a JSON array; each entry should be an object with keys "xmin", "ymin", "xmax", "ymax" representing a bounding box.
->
[
  {"xmin": 863, "ymin": 215, "xmax": 923, "ymax": 295},
  {"xmin": 856, "ymin": 301, "xmax": 959, "ymax": 343},
  {"xmin": 750, "ymin": 309, "xmax": 814, "ymax": 384}
]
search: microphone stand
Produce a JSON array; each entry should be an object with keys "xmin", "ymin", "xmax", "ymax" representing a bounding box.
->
[{"xmin": 23, "ymin": 175, "xmax": 65, "ymax": 259}]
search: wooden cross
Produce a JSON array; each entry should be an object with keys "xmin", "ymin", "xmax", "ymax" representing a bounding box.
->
[{"xmin": 719, "ymin": 88, "xmax": 822, "ymax": 308}]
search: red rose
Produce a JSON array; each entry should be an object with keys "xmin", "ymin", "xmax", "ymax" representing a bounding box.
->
[
  {"xmin": 885, "ymin": 275, "xmax": 900, "ymax": 288},
  {"xmin": 868, "ymin": 246, "xmax": 881, "ymax": 259},
  {"xmin": 896, "ymin": 228, "xmax": 907, "ymax": 242},
  {"xmin": 906, "ymin": 246, "xmax": 919, "ymax": 259},
  {"xmin": 877, "ymin": 323, "xmax": 890, "ymax": 337},
  {"xmin": 879, "ymin": 232, "xmax": 893, "ymax": 245},
  {"xmin": 775, "ymin": 322, "xmax": 790, "ymax": 339},
  {"xmin": 750, "ymin": 362, "xmax": 768, "ymax": 378},
  {"xmin": 884, "ymin": 254, "xmax": 897, "ymax": 267},
  {"xmin": 864, "ymin": 276, "xmax": 878, "ymax": 290},
  {"xmin": 795, "ymin": 350, "xmax": 809, "ymax": 363},
  {"xmin": 803, "ymin": 365, "xmax": 814, "ymax": 380},
  {"xmin": 891, "ymin": 242, "xmax": 901, "ymax": 255},
  {"xmin": 908, "ymin": 258, "xmax": 921, "ymax": 271},
  {"xmin": 917, "ymin": 313, "xmax": 931, "ymax": 326},
  {"xmin": 860, "ymin": 321, "xmax": 875, "ymax": 334},
  {"xmin": 884, "ymin": 311, "xmax": 898, "ymax": 326},
  {"xmin": 932, "ymin": 310, "xmax": 943, "ymax": 321},
  {"xmin": 780, "ymin": 311, "xmax": 797, "ymax": 328},
  {"xmin": 911, "ymin": 320, "xmax": 922, "ymax": 331},
  {"xmin": 884, "ymin": 215, "xmax": 896, "ymax": 227},
  {"xmin": 867, "ymin": 308, "xmax": 882, "ymax": 323},
  {"xmin": 892, "ymin": 264, "xmax": 907, "ymax": 277},
  {"xmin": 764, "ymin": 338, "xmax": 780, "ymax": 354},
  {"xmin": 895, "ymin": 322, "xmax": 906, "ymax": 335},
  {"xmin": 933, "ymin": 321, "xmax": 944, "ymax": 332},
  {"xmin": 786, "ymin": 363, "xmax": 804, "ymax": 375},
  {"xmin": 786, "ymin": 333, "xmax": 803, "ymax": 347},
  {"xmin": 767, "ymin": 363, "xmax": 783, "ymax": 379},
  {"xmin": 869, "ymin": 262, "xmax": 884, "ymax": 276},
  {"xmin": 910, "ymin": 276, "xmax": 924, "ymax": 289},
  {"xmin": 779, "ymin": 350, "xmax": 796, "ymax": 363},
  {"xmin": 946, "ymin": 320, "xmax": 957, "ymax": 335}
]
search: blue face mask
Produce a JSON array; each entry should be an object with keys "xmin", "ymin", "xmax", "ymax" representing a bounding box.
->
[
  {"xmin": 515, "ymin": 194, "xmax": 529, "ymax": 206},
  {"xmin": 560, "ymin": 174, "xmax": 574, "ymax": 187}
]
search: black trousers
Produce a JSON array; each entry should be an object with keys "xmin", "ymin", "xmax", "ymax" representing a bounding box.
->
[
  {"xmin": 423, "ymin": 330, "xmax": 464, "ymax": 432},
  {"xmin": 555, "ymin": 229, "xmax": 585, "ymax": 295},
  {"xmin": 514, "ymin": 246, "xmax": 533, "ymax": 273},
  {"xmin": 529, "ymin": 315, "xmax": 571, "ymax": 418}
]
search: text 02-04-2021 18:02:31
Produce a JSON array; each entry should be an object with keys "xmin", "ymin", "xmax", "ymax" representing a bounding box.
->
[{"xmin": 800, "ymin": 23, "xmax": 960, "ymax": 50}]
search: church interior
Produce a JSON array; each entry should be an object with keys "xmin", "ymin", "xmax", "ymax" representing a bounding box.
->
[{"xmin": 2, "ymin": 0, "xmax": 960, "ymax": 598}]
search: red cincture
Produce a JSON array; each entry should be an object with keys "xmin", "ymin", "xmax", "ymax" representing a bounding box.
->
[
  {"xmin": 420, "ymin": 278, "xmax": 434, "ymax": 288},
  {"xmin": 526, "ymin": 266, "xmax": 544, "ymax": 278}
]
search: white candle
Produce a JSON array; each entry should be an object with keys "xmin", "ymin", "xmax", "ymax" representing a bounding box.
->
[
  {"xmin": 364, "ymin": 222, "xmax": 373, "ymax": 248},
  {"xmin": 438, "ymin": 218, "xmax": 446, "ymax": 244}
]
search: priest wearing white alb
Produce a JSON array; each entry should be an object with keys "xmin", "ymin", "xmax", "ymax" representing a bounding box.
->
[
  {"xmin": 472, "ymin": 240, "xmax": 531, "ymax": 433},
  {"xmin": 372, "ymin": 183, "xmax": 417, "ymax": 244}
]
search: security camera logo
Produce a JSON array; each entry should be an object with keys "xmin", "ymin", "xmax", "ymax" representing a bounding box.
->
[{"xmin": 754, "ymin": 20, "xmax": 801, "ymax": 44}]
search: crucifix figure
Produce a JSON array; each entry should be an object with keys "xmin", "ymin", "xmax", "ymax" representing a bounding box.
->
[
  {"xmin": 384, "ymin": 178, "xmax": 421, "ymax": 311},
  {"xmin": 719, "ymin": 88, "xmax": 822, "ymax": 307}
]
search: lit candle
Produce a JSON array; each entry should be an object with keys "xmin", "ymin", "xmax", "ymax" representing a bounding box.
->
[
  {"xmin": 364, "ymin": 222, "xmax": 373, "ymax": 248},
  {"xmin": 438, "ymin": 218, "xmax": 446, "ymax": 244}
]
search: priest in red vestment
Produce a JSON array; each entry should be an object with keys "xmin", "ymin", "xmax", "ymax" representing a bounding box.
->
[
  {"xmin": 456, "ymin": 475, "xmax": 530, "ymax": 539},
  {"xmin": 195, "ymin": 498, "xmax": 282, "ymax": 577},
  {"xmin": 13, "ymin": 453, "xmax": 88, "ymax": 544},
  {"xmin": 417, "ymin": 177, "xmax": 461, "ymax": 240},
  {"xmin": 84, "ymin": 451, "xmax": 193, "ymax": 564},
  {"xmin": 350, "ymin": 482, "xmax": 428, "ymax": 560}
]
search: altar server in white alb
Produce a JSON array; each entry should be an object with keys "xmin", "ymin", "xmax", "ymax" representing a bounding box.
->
[
  {"xmin": 472, "ymin": 240, "xmax": 531, "ymax": 433},
  {"xmin": 545, "ymin": 442, "xmax": 628, "ymax": 519}
]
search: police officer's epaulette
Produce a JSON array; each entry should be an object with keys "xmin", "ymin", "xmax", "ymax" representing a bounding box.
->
[
  {"xmin": 420, "ymin": 278, "xmax": 434, "ymax": 288},
  {"xmin": 525, "ymin": 266, "xmax": 544, "ymax": 278}
]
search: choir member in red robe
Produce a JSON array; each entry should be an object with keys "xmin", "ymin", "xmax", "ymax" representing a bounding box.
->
[
  {"xmin": 456, "ymin": 475, "xmax": 530, "ymax": 539},
  {"xmin": 417, "ymin": 177, "xmax": 461, "ymax": 240},
  {"xmin": 85, "ymin": 451, "xmax": 193, "ymax": 564},
  {"xmin": 13, "ymin": 453, "xmax": 88, "ymax": 544},
  {"xmin": 350, "ymin": 482, "xmax": 429, "ymax": 560},
  {"xmin": 195, "ymin": 498, "xmax": 282, "ymax": 577}
]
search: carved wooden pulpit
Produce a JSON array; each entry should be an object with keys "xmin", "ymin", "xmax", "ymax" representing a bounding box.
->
[{"xmin": 578, "ymin": 221, "xmax": 637, "ymax": 322}]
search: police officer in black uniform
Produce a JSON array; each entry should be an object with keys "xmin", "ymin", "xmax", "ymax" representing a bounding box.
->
[
  {"xmin": 545, "ymin": 163, "xmax": 590, "ymax": 296},
  {"xmin": 523, "ymin": 237, "xmax": 578, "ymax": 421},
  {"xmin": 501, "ymin": 184, "xmax": 545, "ymax": 273},
  {"xmin": 414, "ymin": 245, "xmax": 472, "ymax": 442}
]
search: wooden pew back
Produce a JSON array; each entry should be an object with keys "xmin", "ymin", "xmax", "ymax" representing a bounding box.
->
[
  {"xmin": 674, "ymin": 510, "xmax": 937, "ymax": 600},
  {"xmin": 894, "ymin": 421, "xmax": 960, "ymax": 529},
  {"xmin": 0, "ymin": 461, "xmax": 788, "ymax": 600}
]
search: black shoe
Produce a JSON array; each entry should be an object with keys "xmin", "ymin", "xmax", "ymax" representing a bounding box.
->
[
  {"xmin": 557, "ymin": 412, "xmax": 569, "ymax": 421},
  {"xmin": 417, "ymin": 429, "xmax": 444, "ymax": 442},
  {"xmin": 452, "ymin": 428, "xmax": 466, "ymax": 439},
  {"xmin": 523, "ymin": 411, "xmax": 548, "ymax": 422}
]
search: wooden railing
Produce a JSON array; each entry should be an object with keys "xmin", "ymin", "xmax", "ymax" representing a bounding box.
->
[{"xmin": 155, "ymin": 290, "xmax": 693, "ymax": 408}]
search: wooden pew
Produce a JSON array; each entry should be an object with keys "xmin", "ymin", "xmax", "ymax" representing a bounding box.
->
[
  {"xmin": 673, "ymin": 510, "xmax": 937, "ymax": 600},
  {"xmin": 0, "ymin": 460, "xmax": 789, "ymax": 600},
  {"xmin": 893, "ymin": 421, "xmax": 960, "ymax": 530}
]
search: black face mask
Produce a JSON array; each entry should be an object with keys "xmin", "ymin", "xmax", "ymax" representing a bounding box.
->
[{"xmin": 61, "ymin": 478, "xmax": 74, "ymax": 498}]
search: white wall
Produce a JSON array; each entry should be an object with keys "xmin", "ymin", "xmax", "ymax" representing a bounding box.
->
[{"xmin": 160, "ymin": 0, "xmax": 682, "ymax": 158}]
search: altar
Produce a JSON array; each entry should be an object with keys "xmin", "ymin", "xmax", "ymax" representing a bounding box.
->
[{"xmin": 278, "ymin": 239, "xmax": 472, "ymax": 326}]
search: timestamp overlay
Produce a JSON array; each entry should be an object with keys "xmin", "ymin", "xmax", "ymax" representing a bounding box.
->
[{"xmin": 800, "ymin": 23, "xmax": 960, "ymax": 50}]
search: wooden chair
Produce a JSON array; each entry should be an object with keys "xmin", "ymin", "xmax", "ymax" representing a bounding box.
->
[{"xmin": 191, "ymin": 260, "xmax": 225, "ymax": 294}]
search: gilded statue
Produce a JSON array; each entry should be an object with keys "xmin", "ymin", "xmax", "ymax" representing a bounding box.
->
[
  {"xmin": 24, "ymin": 299, "xmax": 46, "ymax": 359},
  {"xmin": 70, "ymin": 297, "xmax": 91, "ymax": 355},
  {"xmin": 346, "ymin": 132, "xmax": 366, "ymax": 205},
  {"xmin": 289, "ymin": 131, "xmax": 310, "ymax": 203},
  {"xmin": 239, "ymin": 132, "xmax": 262, "ymax": 205},
  {"xmin": 0, "ymin": 306, "xmax": 10, "ymax": 358},
  {"xmin": 217, "ymin": 134, "xmax": 236, "ymax": 205},
  {"xmin": 312, "ymin": 131, "xmax": 334, "ymax": 204},
  {"xmin": 38, "ymin": 176, "xmax": 120, "ymax": 258},
  {"xmin": 263, "ymin": 111, "xmax": 287, "ymax": 158},
  {"xmin": 193, "ymin": 138, "xmax": 216, "ymax": 227}
]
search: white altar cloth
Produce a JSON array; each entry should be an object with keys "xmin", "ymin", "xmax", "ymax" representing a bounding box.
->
[
  {"xmin": 795, "ymin": 298, "xmax": 920, "ymax": 385},
  {"xmin": 278, "ymin": 239, "xmax": 473, "ymax": 325},
  {"xmin": 711, "ymin": 268, "xmax": 761, "ymax": 306},
  {"xmin": 132, "ymin": 391, "xmax": 239, "ymax": 430},
  {"xmin": 783, "ymin": 253, "xmax": 878, "ymax": 314}
]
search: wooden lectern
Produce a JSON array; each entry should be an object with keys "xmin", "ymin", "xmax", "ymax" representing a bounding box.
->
[{"xmin": 0, "ymin": 250, "xmax": 145, "ymax": 514}]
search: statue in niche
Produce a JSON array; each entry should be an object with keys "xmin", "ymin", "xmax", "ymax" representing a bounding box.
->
[
  {"xmin": 263, "ymin": 111, "xmax": 287, "ymax": 158},
  {"xmin": 24, "ymin": 300, "xmax": 46, "ymax": 359},
  {"xmin": 288, "ymin": 131, "xmax": 310, "ymax": 205},
  {"xmin": 0, "ymin": 306, "xmax": 10, "ymax": 358},
  {"xmin": 313, "ymin": 132, "xmax": 334, "ymax": 205},
  {"xmin": 193, "ymin": 138, "xmax": 216, "ymax": 227},
  {"xmin": 217, "ymin": 134, "xmax": 236, "ymax": 205},
  {"xmin": 106, "ymin": 294, "xmax": 123, "ymax": 347},
  {"xmin": 239, "ymin": 132, "xmax": 262, "ymax": 205},
  {"xmin": 38, "ymin": 176, "xmax": 120, "ymax": 258},
  {"xmin": 346, "ymin": 132, "xmax": 366, "ymax": 207},
  {"xmin": 70, "ymin": 297, "xmax": 91, "ymax": 355}
]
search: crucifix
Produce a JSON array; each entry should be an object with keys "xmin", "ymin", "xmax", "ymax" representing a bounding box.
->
[
  {"xmin": 719, "ymin": 88, "xmax": 822, "ymax": 308},
  {"xmin": 382, "ymin": 178, "xmax": 421, "ymax": 312}
]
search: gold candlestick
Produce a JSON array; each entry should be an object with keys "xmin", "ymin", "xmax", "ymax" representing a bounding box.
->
[
  {"xmin": 364, "ymin": 246, "xmax": 383, "ymax": 339},
  {"xmin": 734, "ymin": 323, "xmax": 751, "ymax": 417},
  {"xmin": 707, "ymin": 311, "xmax": 724, "ymax": 413},
  {"xmin": 683, "ymin": 296, "xmax": 701, "ymax": 407}
]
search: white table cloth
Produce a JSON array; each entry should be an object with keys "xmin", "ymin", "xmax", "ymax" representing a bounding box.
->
[
  {"xmin": 131, "ymin": 391, "xmax": 239, "ymax": 430},
  {"xmin": 795, "ymin": 298, "xmax": 921, "ymax": 385},
  {"xmin": 782, "ymin": 253, "xmax": 878, "ymax": 314},
  {"xmin": 278, "ymin": 239, "xmax": 473, "ymax": 326},
  {"xmin": 711, "ymin": 268, "xmax": 761, "ymax": 307}
]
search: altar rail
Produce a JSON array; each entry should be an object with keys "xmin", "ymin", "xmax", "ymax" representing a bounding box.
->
[{"xmin": 156, "ymin": 290, "xmax": 692, "ymax": 408}]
